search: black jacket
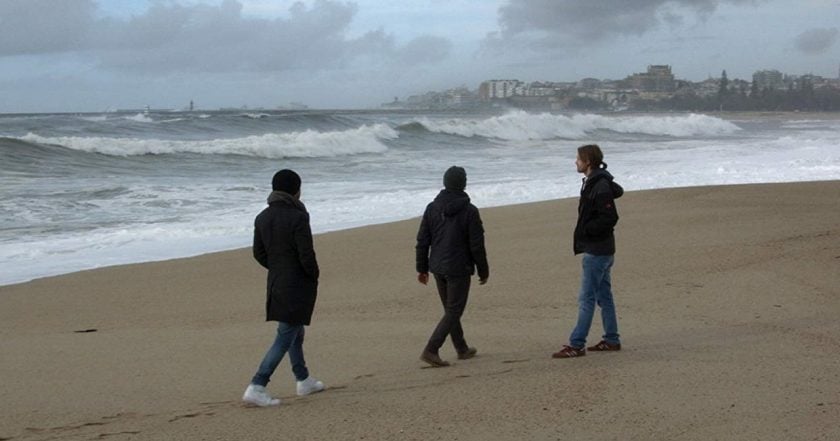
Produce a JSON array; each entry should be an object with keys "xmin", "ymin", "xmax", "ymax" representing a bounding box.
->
[
  {"xmin": 253, "ymin": 192, "xmax": 320, "ymax": 325},
  {"xmin": 416, "ymin": 190, "xmax": 489, "ymax": 279},
  {"xmin": 573, "ymin": 168, "xmax": 624, "ymax": 256}
]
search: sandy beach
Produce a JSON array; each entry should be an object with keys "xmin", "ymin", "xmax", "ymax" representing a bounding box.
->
[{"xmin": 1, "ymin": 181, "xmax": 839, "ymax": 441}]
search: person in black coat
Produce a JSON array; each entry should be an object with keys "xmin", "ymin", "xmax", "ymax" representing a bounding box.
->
[
  {"xmin": 242, "ymin": 169, "xmax": 325, "ymax": 407},
  {"xmin": 416, "ymin": 166, "xmax": 490, "ymax": 367},
  {"xmin": 553, "ymin": 145, "xmax": 624, "ymax": 359}
]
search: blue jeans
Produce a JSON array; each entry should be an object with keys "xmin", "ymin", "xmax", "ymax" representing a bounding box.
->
[
  {"xmin": 251, "ymin": 322, "xmax": 309, "ymax": 386},
  {"xmin": 569, "ymin": 253, "xmax": 620, "ymax": 349}
]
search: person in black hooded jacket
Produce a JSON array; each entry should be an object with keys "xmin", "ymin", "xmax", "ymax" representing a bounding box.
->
[
  {"xmin": 416, "ymin": 166, "xmax": 490, "ymax": 367},
  {"xmin": 554, "ymin": 145, "xmax": 625, "ymax": 359}
]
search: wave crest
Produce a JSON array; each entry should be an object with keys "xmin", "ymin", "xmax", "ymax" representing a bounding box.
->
[
  {"xmin": 20, "ymin": 124, "xmax": 398, "ymax": 158},
  {"xmin": 413, "ymin": 111, "xmax": 741, "ymax": 140}
]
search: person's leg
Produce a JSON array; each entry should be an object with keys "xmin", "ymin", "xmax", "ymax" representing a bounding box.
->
[
  {"xmin": 251, "ymin": 322, "xmax": 298, "ymax": 387},
  {"xmin": 425, "ymin": 274, "xmax": 450, "ymax": 354},
  {"xmin": 286, "ymin": 325, "xmax": 310, "ymax": 382},
  {"xmin": 595, "ymin": 255, "xmax": 620, "ymax": 345},
  {"xmin": 569, "ymin": 254, "xmax": 600, "ymax": 349},
  {"xmin": 287, "ymin": 325, "xmax": 325, "ymax": 395},
  {"xmin": 426, "ymin": 274, "xmax": 471, "ymax": 353},
  {"xmin": 445, "ymin": 275, "xmax": 471, "ymax": 353}
]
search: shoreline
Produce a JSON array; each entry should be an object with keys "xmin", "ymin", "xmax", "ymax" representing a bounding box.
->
[
  {"xmin": 3, "ymin": 178, "xmax": 839, "ymax": 288},
  {"xmin": 2, "ymin": 180, "xmax": 839, "ymax": 440}
]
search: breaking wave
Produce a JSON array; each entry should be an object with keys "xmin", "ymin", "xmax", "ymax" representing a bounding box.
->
[
  {"xmin": 19, "ymin": 124, "xmax": 398, "ymax": 158},
  {"xmin": 412, "ymin": 111, "xmax": 741, "ymax": 140}
]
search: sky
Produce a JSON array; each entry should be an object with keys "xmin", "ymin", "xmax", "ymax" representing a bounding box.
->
[{"xmin": 1, "ymin": 0, "xmax": 838, "ymax": 113}]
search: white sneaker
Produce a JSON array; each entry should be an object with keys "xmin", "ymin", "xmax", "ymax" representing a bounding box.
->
[
  {"xmin": 296, "ymin": 377, "xmax": 325, "ymax": 396},
  {"xmin": 242, "ymin": 384, "xmax": 281, "ymax": 407}
]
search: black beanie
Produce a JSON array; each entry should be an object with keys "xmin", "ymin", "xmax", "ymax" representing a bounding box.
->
[
  {"xmin": 443, "ymin": 166, "xmax": 467, "ymax": 191},
  {"xmin": 272, "ymin": 169, "xmax": 301, "ymax": 194}
]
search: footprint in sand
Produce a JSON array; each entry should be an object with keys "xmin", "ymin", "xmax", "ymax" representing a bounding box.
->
[
  {"xmin": 97, "ymin": 431, "xmax": 141, "ymax": 438},
  {"xmin": 169, "ymin": 411, "xmax": 219, "ymax": 423}
]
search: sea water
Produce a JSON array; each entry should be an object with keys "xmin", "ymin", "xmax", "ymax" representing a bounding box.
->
[{"xmin": 1, "ymin": 109, "xmax": 839, "ymax": 286}]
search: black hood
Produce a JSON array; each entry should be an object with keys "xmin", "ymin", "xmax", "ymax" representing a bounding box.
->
[
  {"xmin": 267, "ymin": 190, "xmax": 308, "ymax": 212},
  {"xmin": 433, "ymin": 189, "xmax": 471, "ymax": 216},
  {"xmin": 585, "ymin": 168, "xmax": 624, "ymax": 199}
]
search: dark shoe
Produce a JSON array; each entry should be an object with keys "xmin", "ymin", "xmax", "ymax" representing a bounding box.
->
[
  {"xmin": 587, "ymin": 340, "xmax": 621, "ymax": 351},
  {"xmin": 420, "ymin": 350, "xmax": 450, "ymax": 367},
  {"xmin": 552, "ymin": 345, "xmax": 586, "ymax": 358},
  {"xmin": 457, "ymin": 347, "xmax": 477, "ymax": 360}
]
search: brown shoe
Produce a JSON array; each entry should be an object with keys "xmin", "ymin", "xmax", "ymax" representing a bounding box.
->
[
  {"xmin": 552, "ymin": 345, "xmax": 586, "ymax": 358},
  {"xmin": 587, "ymin": 340, "xmax": 621, "ymax": 351},
  {"xmin": 457, "ymin": 347, "xmax": 477, "ymax": 360},
  {"xmin": 420, "ymin": 350, "xmax": 450, "ymax": 367}
]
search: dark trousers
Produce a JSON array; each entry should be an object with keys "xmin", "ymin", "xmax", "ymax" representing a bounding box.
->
[{"xmin": 425, "ymin": 273, "xmax": 471, "ymax": 354}]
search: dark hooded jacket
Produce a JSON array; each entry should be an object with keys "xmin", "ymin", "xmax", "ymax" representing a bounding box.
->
[
  {"xmin": 253, "ymin": 191, "xmax": 320, "ymax": 325},
  {"xmin": 416, "ymin": 189, "xmax": 489, "ymax": 279},
  {"xmin": 574, "ymin": 168, "xmax": 624, "ymax": 256}
]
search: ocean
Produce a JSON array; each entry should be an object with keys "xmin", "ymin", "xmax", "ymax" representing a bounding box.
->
[{"xmin": 1, "ymin": 109, "xmax": 839, "ymax": 286}]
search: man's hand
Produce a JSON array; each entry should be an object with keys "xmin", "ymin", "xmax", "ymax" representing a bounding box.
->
[
  {"xmin": 417, "ymin": 272, "xmax": 429, "ymax": 285},
  {"xmin": 479, "ymin": 276, "xmax": 488, "ymax": 285}
]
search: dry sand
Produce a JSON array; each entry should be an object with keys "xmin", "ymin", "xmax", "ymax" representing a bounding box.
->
[{"xmin": 1, "ymin": 181, "xmax": 839, "ymax": 441}]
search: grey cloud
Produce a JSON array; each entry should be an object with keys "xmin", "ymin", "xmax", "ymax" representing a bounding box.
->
[
  {"xmin": 396, "ymin": 36, "xmax": 453, "ymax": 65},
  {"xmin": 91, "ymin": 0, "xmax": 357, "ymax": 72},
  {"xmin": 0, "ymin": 0, "xmax": 97, "ymax": 54},
  {"xmin": 498, "ymin": 0, "xmax": 662, "ymax": 41},
  {"xmin": 345, "ymin": 31, "xmax": 452, "ymax": 65},
  {"xmin": 0, "ymin": 0, "xmax": 451, "ymax": 73},
  {"xmin": 492, "ymin": 0, "xmax": 761, "ymax": 47},
  {"xmin": 794, "ymin": 27, "xmax": 838, "ymax": 54}
]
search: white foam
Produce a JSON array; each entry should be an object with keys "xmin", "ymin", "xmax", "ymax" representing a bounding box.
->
[
  {"xmin": 79, "ymin": 115, "xmax": 108, "ymax": 122},
  {"xmin": 124, "ymin": 113, "xmax": 155, "ymax": 123},
  {"xmin": 4, "ymin": 113, "xmax": 840, "ymax": 287},
  {"xmin": 416, "ymin": 111, "xmax": 741, "ymax": 140},
  {"xmin": 20, "ymin": 124, "xmax": 398, "ymax": 158},
  {"xmin": 0, "ymin": 220, "xmax": 255, "ymax": 286},
  {"xmin": 241, "ymin": 113, "xmax": 270, "ymax": 119}
]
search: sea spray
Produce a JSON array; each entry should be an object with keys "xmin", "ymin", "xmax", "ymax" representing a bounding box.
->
[
  {"xmin": 20, "ymin": 124, "xmax": 397, "ymax": 158},
  {"xmin": 412, "ymin": 111, "xmax": 741, "ymax": 140}
]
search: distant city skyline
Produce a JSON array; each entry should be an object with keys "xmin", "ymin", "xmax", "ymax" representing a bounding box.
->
[
  {"xmin": 390, "ymin": 63, "xmax": 840, "ymax": 113},
  {"xmin": 1, "ymin": 0, "xmax": 839, "ymax": 113}
]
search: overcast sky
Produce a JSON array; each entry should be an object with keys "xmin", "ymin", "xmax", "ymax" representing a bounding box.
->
[{"xmin": 1, "ymin": 0, "xmax": 838, "ymax": 112}]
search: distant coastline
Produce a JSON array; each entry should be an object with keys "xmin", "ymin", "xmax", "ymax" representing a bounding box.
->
[{"xmin": 386, "ymin": 66, "xmax": 840, "ymax": 112}]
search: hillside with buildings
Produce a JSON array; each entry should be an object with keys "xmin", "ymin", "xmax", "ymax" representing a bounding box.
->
[{"xmin": 384, "ymin": 65, "xmax": 840, "ymax": 112}]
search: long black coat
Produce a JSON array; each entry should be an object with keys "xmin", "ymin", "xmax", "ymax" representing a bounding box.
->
[
  {"xmin": 253, "ymin": 193, "xmax": 319, "ymax": 325},
  {"xmin": 573, "ymin": 168, "xmax": 623, "ymax": 256},
  {"xmin": 416, "ymin": 189, "xmax": 489, "ymax": 279}
]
